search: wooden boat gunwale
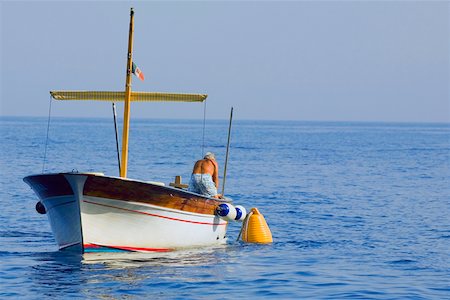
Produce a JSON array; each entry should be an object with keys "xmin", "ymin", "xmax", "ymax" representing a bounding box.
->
[{"xmin": 24, "ymin": 172, "xmax": 231, "ymax": 216}]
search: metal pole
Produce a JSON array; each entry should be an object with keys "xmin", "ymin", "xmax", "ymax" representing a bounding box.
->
[
  {"xmin": 221, "ymin": 107, "xmax": 233, "ymax": 196},
  {"xmin": 112, "ymin": 102, "xmax": 121, "ymax": 175}
]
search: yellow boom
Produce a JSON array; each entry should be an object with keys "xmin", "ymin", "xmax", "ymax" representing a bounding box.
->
[{"xmin": 50, "ymin": 91, "xmax": 207, "ymax": 102}]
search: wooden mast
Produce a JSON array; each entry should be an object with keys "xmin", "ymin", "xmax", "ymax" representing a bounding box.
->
[{"xmin": 120, "ymin": 8, "xmax": 135, "ymax": 178}]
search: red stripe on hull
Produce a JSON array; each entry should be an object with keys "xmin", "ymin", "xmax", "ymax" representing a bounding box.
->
[
  {"xmin": 84, "ymin": 243, "xmax": 102, "ymax": 248},
  {"xmin": 84, "ymin": 243, "xmax": 171, "ymax": 252},
  {"xmin": 82, "ymin": 199, "xmax": 227, "ymax": 226}
]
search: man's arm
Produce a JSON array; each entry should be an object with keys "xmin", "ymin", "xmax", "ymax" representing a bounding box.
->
[{"xmin": 211, "ymin": 159, "xmax": 219, "ymax": 188}]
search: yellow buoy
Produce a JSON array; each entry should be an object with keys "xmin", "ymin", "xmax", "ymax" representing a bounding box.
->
[{"xmin": 240, "ymin": 208, "xmax": 273, "ymax": 243}]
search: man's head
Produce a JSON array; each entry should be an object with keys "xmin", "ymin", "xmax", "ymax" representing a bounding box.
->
[{"xmin": 204, "ymin": 152, "xmax": 215, "ymax": 160}]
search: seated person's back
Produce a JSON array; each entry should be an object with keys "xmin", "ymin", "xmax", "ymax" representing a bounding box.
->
[
  {"xmin": 192, "ymin": 159, "xmax": 215, "ymax": 176},
  {"xmin": 188, "ymin": 152, "xmax": 220, "ymax": 198}
]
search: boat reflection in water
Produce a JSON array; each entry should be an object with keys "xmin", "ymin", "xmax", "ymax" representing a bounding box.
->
[{"xmin": 82, "ymin": 244, "xmax": 232, "ymax": 268}]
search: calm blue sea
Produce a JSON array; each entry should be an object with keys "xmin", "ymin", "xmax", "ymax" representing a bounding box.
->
[{"xmin": 0, "ymin": 116, "xmax": 449, "ymax": 299}]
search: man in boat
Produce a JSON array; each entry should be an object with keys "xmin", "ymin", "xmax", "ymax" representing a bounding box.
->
[{"xmin": 188, "ymin": 152, "xmax": 222, "ymax": 198}]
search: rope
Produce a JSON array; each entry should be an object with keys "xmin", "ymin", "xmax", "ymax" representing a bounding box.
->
[
  {"xmin": 112, "ymin": 102, "xmax": 121, "ymax": 176},
  {"xmin": 201, "ymin": 98, "xmax": 207, "ymax": 157},
  {"xmin": 42, "ymin": 95, "xmax": 53, "ymax": 173}
]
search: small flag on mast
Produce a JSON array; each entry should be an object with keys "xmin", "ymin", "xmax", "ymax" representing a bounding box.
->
[{"xmin": 132, "ymin": 62, "xmax": 145, "ymax": 81}]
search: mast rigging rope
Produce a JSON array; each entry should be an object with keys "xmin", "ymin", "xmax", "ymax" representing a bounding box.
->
[{"xmin": 42, "ymin": 95, "xmax": 53, "ymax": 173}]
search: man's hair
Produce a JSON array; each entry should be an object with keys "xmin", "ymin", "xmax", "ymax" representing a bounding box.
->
[{"xmin": 204, "ymin": 152, "xmax": 215, "ymax": 160}]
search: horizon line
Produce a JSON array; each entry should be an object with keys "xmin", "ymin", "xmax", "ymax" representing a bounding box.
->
[{"xmin": 1, "ymin": 115, "xmax": 449, "ymax": 125}]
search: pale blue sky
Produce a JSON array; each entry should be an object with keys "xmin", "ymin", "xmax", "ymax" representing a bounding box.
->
[{"xmin": 1, "ymin": 1, "xmax": 449, "ymax": 122}]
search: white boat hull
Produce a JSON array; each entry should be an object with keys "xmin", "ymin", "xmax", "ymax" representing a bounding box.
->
[
  {"xmin": 81, "ymin": 196, "xmax": 227, "ymax": 251},
  {"xmin": 43, "ymin": 195, "xmax": 83, "ymax": 250},
  {"xmin": 24, "ymin": 173, "xmax": 229, "ymax": 252}
]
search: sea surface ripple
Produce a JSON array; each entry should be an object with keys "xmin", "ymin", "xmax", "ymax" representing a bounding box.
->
[{"xmin": 0, "ymin": 117, "xmax": 449, "ymax": 299}]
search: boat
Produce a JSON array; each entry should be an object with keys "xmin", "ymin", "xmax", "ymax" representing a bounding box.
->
[
  {"xmin": 23, "ymin": 8, "xmax": 236, "ymax": 253},
  {"xmin": 24, "ymin": 172, "xmax": 231, "ymax": 252}
]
